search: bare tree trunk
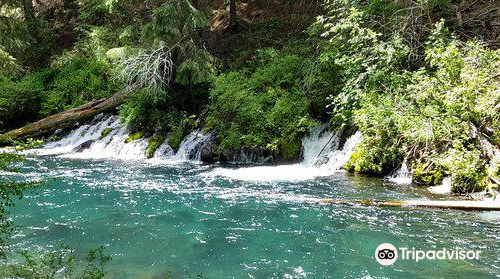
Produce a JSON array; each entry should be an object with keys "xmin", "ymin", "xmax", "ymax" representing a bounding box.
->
[
  {"xmin": 3, "ymin": 84, "xmax": 138, "ymax": 139},
  {"xmin": 229, "ymin": 0, "xmax": 237, "ymax": 31},
  {"xmin": 21, "ymin": 0, "xmax": 37, "ymax": 38}
]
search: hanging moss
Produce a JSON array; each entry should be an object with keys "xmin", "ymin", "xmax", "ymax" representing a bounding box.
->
[
  {"xmin": 146, "ymin": 135, "xmax": 164, "ymax": 158},
  {"xmin": 125, "ymin": 130, "xmax": 145, "ymax": 143},
  {"xmin": 100, "ymin": 127, "xmax": 113, "ymax": 139}
]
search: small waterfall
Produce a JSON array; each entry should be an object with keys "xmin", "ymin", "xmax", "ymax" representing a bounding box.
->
[
  {"xmin": 207, "ymin": 125, "xmax": 363, "ymax": 181},
  {"xmin": 317, "ymin": 131, "xmax": 362, "ymax": 171},
  {"xmin": 175, "ymin": 131, "xmax": 211, "ymax": 161},
  {"xmin": 300, "ymin": 126, "xmax": 362, "ymax": 171},
  {"xmin": 37, "ymin": 114, "xmax": 121, "ymax": 156},
  {"xmin": 63, "ymin": 126, "xmax": 149, "ymax": 160},
  {"xmin": 36, "ymin": 118, "xmax": 360, "ymax": 169},
  {"xmin": 36, "ymin": 114, "xmax": 151, "ymax": 160},
  {"xmin": 428, "ymin": 176, "xmax": 452, "ymax": 194},
  {"xmin": 387, "ymin": 163, "xmax": 412, "ymax": 184},
  {"xmin": 35, "ymin": 114, "xmax": 213, "ymax": 162},
  {"xmin": 301, "ymin": 124, "xmax": 340, "ymax": 166},
  {"xmin": 153, "ymin": 141, "xmax": 174, "ymax": 158},
  {"xmin": 229, "ymin": 148, "xmax": 273, "ymax": 164}
]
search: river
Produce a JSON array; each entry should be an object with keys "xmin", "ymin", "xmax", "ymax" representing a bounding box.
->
[{"xmin": 4, "ymin": 115, "xmax": 500, "ymax": 278}]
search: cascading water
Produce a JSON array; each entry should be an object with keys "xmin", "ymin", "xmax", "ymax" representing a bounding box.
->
[
  {"xmin": 33, "ymin": 118, "xmax": 364, "ymax": 175},
  {"xmin": 206, "ymin": 125, "xmax": 363, "ymax": 181},
  {"xmin": 175, "ymin": 131, "xmax": 211, "ymax": 161},
  {"xmin": 312, "ymin": 130, "xmax": 362, "ymax": 171},
  {"xmin": 229, "ymin": 148, "xmax": 273, "ymax": 165},
  {"xmin": 301, "ymin": 124, "xmax": 340, "ymax": 166},
  {"xmin": 428, "ymin": 176, "xmax": 452, "ymax": 194},
  {"xmin": 34, "ymin": 114, "xmax": 211, "ymax": 162},
  {"xmin": 36, "ymin": 114, "xmax": 120, "ymax": 156},
  {"xmin": 387, "ymin": 163, "xmax": 412, "ymax": 184}
]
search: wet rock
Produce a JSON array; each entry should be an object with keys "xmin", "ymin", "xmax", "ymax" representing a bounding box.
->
[
  {"xmin": 199, "ymin": 134, "xmax": 218, "ymax": 164},
  {"xmin": 73, "ymin": 139, "xmax": 94, "ymax": 152}
]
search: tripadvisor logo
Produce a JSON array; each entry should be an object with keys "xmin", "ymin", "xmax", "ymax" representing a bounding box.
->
[
  {"xmin": 375, "ymin": 243, "xmax": 398, "ymax": 265},
  {"xmin": 375, "ymin": 243, "xmax": 482, "ymax": 265}
]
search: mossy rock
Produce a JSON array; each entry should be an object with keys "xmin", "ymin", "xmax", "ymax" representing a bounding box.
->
[
  {"xmin": 278, "ymin": 138, "xmax": 301, "ymax": 160},
  {"xmin": 125, "ymin": 130, "xmax": 145, "ymax": 143},
  {"xmin": 146, "ymin": 135, "xmax": 164, "ymax": 158},
  {"xmin": 100, "ymin": 127, "xmax": 113, "ymax": 139},
  {"xmin": 167, "ymin": 131, "xmax": 183, "ymax": 152},
  {"xmin": 451, "ymin": 174, "xmax": 488, "ymax": 194},
  {"xmin": 412, "ymin": 162, "xmax": 444, "ymax": 186}
]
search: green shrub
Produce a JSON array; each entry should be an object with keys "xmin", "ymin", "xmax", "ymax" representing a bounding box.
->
[
  {"xmin": 206, "ymin": 53, "xmax": 322, "ymax": 158},
  {"xmin": 412, "ymin": 162, "xmax": 445, "ymax": 186},
  {"xmin": 167, "ymin": 121, "xmax": 185, "ymax": 152},
  {"xmin": 434, "ymin": 143, "xmax": 488, "ymax": 193},
  {"xmin": 345, "ymin": 141, "xmax": 400, "ymax": 176},
  {"xmin": 0, "ymin": 56, "xmax": 118, "ymax": 132},
  {"xmin": 0, "ymin": 73, "xmax": 46, "ymax": 131},
  {"xmin": 0, "ymin": 135, "xmax": 14, "ymax": 147},
  {"xmin": 119, "ymin": 85, "xmax": 208, "ymax": 134},
  {"xmin": 41, "ymin": 56, "xmax": 119, "ymax": 117}
]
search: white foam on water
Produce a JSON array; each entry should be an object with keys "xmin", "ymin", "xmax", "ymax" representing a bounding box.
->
[
  {"xmin": 428, "ymin": 176, "xmax": 452, "ymax": 194},
  {"xmin": 31, "ymin": 114, "xmax": 211, "ymax": 162},
  {"xmin": 32, "ymin": 114, "xmax": 119, "ymax": 156},
  {"xmin": 387, "ymin": 163, "xmax": 412, "ymax": 184},
  {"xmin": 208, "ymin": 164, "xmax": 332, "ymax": 182},
  {"xmin": 206, "ymin": 126, "xmax": 363, "ymax": 182}
]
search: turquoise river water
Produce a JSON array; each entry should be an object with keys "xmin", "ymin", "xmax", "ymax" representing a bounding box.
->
[{"xmin": 6, "ymin": 155, "xmax": 500, "ymax": 279}]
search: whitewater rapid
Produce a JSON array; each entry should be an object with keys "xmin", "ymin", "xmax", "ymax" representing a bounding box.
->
[
  {"xmin": 27, "ymin": 116, "xmax": 364, "ymax": 181},
  {"xmin": 29, "ymin": 114, "xmax": 210, "ymax": 162},
  {"xmin": 206, "ymin": 126, "xmax": 363, "ymax": 182}
]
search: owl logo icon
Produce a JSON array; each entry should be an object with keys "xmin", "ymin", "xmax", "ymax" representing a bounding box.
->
[{"xmin": 375, "ymin": 243, "xmax": 398, "ymax": 265}]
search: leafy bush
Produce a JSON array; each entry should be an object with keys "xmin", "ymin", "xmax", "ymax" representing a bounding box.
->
[
  {"xmin": 0, "ymin": 73, "xmax": 46, "ymax": 131},
  {"xmin": 119, "ymin": 89, "xmax": 185, "ymax": 133},
  {"xmin": 206, "ymin": 53, "xmax": 321, "ymax": 159},
  {"xmin": 41, "ymin": 56, "xmax": 119, "ymax": 116},
  {"xmin": 0, "ymin": 56, "xmax": 118, "ymax": 132},
  {"xmin": 315, "ymin": 2, "xmax": 500, "ymax": 192}
]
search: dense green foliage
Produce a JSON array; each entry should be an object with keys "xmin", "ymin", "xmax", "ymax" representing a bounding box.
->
[
  {"xmin": 147, "ymin": 134, "xmax": 165, "ymax": 158},
  {"xmin": 206, "ymin": 52, "xmax": 321, "ymax": 159},
  {"xmin": 0, "ymin": 56, "xmax": 118, "ymax": 132},
  {"xmin": 4, "ymin": 0, "xmax": 500, "ymax": 277},
  {"xmin": 2, "ymin": 0, "xmax": 500, "ymax": 193},
  {"xmin": 314, "ymin": 0, "xmax": 500, "ymax": 192}
]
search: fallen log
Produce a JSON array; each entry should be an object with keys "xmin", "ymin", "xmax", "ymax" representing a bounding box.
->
[
  {"xmin": 2, "ymin": 84, "xmax": 139, "ymax": 140},
  {"xmin": 319, "ymin": 199, "xmax": 500, "ymax": 211}
]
